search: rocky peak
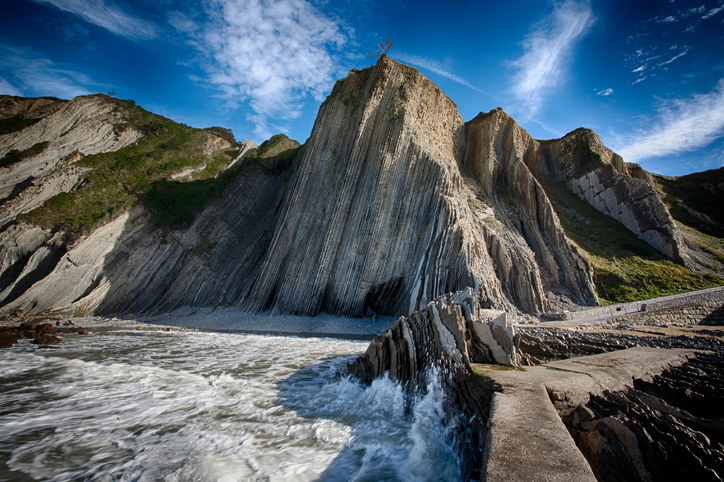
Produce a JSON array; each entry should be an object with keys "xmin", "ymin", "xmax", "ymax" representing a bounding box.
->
[{"xmin": 241, "ymin": 56, "xmax": 596, "ymax": 317}]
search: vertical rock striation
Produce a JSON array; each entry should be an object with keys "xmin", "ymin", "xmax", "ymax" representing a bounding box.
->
[
  {"xmin": 243, "ymin": 56, "xmax": 596, "ymax": 317},
  {"xmin": 1, "ymin": 57, "xmax": 707, "ymax": 318},
  {"xmin": 347, "ymin": 288, "xmax": 505, "ymax": 480}
]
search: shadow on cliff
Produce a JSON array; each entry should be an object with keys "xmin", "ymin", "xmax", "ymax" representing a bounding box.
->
[
  {"xmin": 91, "ymin": 160, "xmax": 293, "ymax": 315},
  {"xmin": 276, "ymin": 357, "xmax": 463, "ymax": 481}
]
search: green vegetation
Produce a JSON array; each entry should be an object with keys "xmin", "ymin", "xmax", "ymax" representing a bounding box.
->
[
  {"xmin": 0, "ymin": 115, "xmax": 42, "ymax": 136},
  {"xmin": 20, "ymin": 96, "xmax": 301, "ymax": 236},
  {"xmin": 561, "ymin": 133, "xmax": 605, "ymax": 178},
  {"xmin": 144, "ymin": 134, "xmax": 301, "ymax": 228},
  {"xmin": 543, "ymin": 182, "xmax": 723, "ymax": 304},
  {"xmin": 367, "ymin": 39, "xmax": 392, "ymax": 58},
  {"xmin": 0, "ymin": 141, "xmax": 49, "ymax": 168},
  {"xmin": 655, "ymin": 169, "xmax": 724, "ymax": 238},
  {"xmin": 203, "ymin": 126, "xmax": 236, "ymax": 144}
]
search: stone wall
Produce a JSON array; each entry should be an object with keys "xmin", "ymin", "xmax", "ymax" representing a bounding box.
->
[{"xmin": 547, "ymin": 286, "xmax": 724, "ymax": 325}]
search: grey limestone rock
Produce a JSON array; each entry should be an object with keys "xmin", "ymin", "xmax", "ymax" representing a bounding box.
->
[{"xmin": 242, "ymin": 57, "xmax": 597, "ymax": 317}]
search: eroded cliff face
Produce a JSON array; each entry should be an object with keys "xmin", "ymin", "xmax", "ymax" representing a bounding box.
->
[
  {"xmin": 2, "ymin": 57, "xmax": 711, "ymax": 318},
  {"xmin": 0, "ymin": 95, "xmax": 142, "ymax": 227},
  {"xmin": 462, "ymin": 110, "xmax": 597, "ymax": 310},
  {"xmin": 242, "ymin": 56, "xmax": 596, "ymax": 317}
]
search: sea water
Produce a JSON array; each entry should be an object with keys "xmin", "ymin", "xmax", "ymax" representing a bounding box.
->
[{"xmin": 0, "ymin": 328, "xmax": 461, "ymax": 481}]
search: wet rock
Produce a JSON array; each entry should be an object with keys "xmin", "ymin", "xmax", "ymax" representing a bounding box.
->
[
  {"xmin": 35, "ymin": 323, "xmax": 53, "ymax": 336},
  {"xmin": 0, "ymin": 326, "xmax": 19, "ymax": 348},
  {"xmin": 17, "ymin": 321, "xmax": 38, "ymax": 332},
  {"xmin": 348, "ymin": 288, "xmax": 505, "ymax": 480},
  {"xmin": 33, "ymin": 334, "xmax": 61, "ymax": 346}
]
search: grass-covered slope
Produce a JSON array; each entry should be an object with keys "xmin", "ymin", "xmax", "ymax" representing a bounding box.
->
[
  {"xmin": 543, "ymin": 182, "xmax": 723, "ymax": 304},
  {"xmin": 654, "ymin": 169, "xmax": 724, "ymax": 275},
  {"xmin": 145, "ymin": 134, "xmax": 301, "ymax": 227},
  {"xmin": 18, "ymin": 96, "xmax": 301, "ymax": 236},
  {"xmin": 655, "ymin": 168, "xmax": 724, "ymax": 238}
]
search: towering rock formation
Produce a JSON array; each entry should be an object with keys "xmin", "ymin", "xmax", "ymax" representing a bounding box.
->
[
  {"xmin": 243, "ymin": 56, "xmax": 595, "ymax": 317},
  {"xmin": 530, "ymin": 127, "xmax": 692, "ymax": 265}
]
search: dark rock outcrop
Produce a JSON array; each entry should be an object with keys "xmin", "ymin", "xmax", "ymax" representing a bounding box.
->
[
  {"xmin": 556, "ymin": 352, "xmax": 724, "ymax": 481},
  {"xmin": 517, "ymin": 325, "xmax": 724, "ymax": 364}
]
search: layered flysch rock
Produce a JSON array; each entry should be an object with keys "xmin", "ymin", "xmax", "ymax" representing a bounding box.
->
[
  {"xmin": 0, "ymin": 95, "xmax": 142, "ymax": 226},
  {"xmin": 0, "ymin": 56, "xmax": 709, "ymax": 318},
  {"xmin": 243, "ymin": 56, "xmax": 596, "ymax": 317},
  {"xmin": 347, "ymin": 288, "xmax": 514, "ymax": 480},
  {"xmin": 532, "ymin": 127, "xmax": 692, "ymax": 266},
  {"xmin": 0, "ymin": 164, "xmax": 286, "ymax": 316}
]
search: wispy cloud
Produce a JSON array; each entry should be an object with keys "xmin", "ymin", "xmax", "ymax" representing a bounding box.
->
[
  {"xmin": 394, "ymin": 53, "xmax": 488, "ymax": 96},
  {"xmin": 174, "ymin": 0, "xmax": 346, "ymax": 140},
  {"xmin": 616, "ymin": 79, "xmax": 724, "ymax": 162},
  {"xmin": 702, "ymin": 2, "xmax": 724, "ymax": 19},
  {"xmin": 0, "ymin": 78, "xmax": 23, "ymax": 96},
  {"xmin": 0, "ymin": 45, "xmax": 94, "ymax": 98},
  {"xmin": 595, "ymin": 87, "xmax": 613, "ymax": 97},
  {"xmin": 33, "ymin": 0, "xmax": 156, "ymax": 40},
  {"xmin": 627, "ymin": 45, "xmax": 689, "ymax": 84},
  {"xmin": 510, "ymin": 0, "xmax": 594, "ymax": 117}
]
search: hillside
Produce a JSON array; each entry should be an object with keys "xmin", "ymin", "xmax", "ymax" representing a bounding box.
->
[{"xmin": 0, "ymin": 57, "xmax": 721, "ymax": 318}]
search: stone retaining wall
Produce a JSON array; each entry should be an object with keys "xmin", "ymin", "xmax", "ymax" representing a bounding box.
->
[{"xmin": 547, "ymin": 286, "xmax": 724, "ymax": 325}]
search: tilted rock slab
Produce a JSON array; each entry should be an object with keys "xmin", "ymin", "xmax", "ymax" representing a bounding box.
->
[
  {"xmin": 533, "ymin": 127, "xmax": 692, "ymax": 266},
  {"xmin": 347, "ymin": 288, "xmax": 506, "ymax": 480},
  {"xmin": 4, "ymin": 58, "xmax": 695, "ymax": 318},
  {"xmin": 0, "ymin": 165, "xmax": 286, "ymax": 316}
]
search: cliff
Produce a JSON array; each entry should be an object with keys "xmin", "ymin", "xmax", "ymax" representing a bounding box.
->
[
  {"xmin": 243, "ymin": 56, "xmax": 595, "ymax": 317},
  {"xmin": 0, "ymin": 57, "xmax": 721, "ymax": 318}
]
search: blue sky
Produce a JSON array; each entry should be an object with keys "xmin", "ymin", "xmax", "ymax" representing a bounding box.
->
[{"xmin": 1, "ymin": 0, "xmax": 723, "ymax": 176}]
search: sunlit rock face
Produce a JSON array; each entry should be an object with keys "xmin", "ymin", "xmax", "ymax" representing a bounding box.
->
[
  {"xmin": 243, "ymin": 56, "xmax": 597, "ymax": 317},
  {"xmin": 530, "ymin": 127, "xmax": 692, "ymax": 266},
  {"xmin": 2, "ymin": 57, "xmax": 699, "ymax": 318}
]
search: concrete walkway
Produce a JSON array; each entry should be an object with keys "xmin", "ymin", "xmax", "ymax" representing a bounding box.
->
[{"xmin": 480, "ymin": 347, "xmax": 694, "ymax": 481}]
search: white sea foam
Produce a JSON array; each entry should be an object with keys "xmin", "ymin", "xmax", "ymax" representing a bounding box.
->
[{"xmin": 0, "ymin": 328, "xmax": 460, "ymax": 481}]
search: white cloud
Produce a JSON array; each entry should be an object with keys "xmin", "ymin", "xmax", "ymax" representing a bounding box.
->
[
  {"xmin": 33, "ymin": 0, "xmax": 156, "ymax": 40},
  {"xmin": 0, "ymin": 78, "xmax": 23, "ymax": 96},
  {"xmin": 596, "ymin": 87, "xmax": 613, "ymax": 97},
  {"xmin": 702, "ymin": 3, "xmax": 724, "ymax": 19},
  {"xmin": 510, "ymin": 0, "xmax": 594, "ymax": 116},
  {"xmin": 394, "ymin": 53, "xmax": 488, "ymax": 96},
  {"xmin": 661, "ymin": 48, "xmax": 689, "ymax": 65},
  {"xmin": 616, "ymin": 79, "xmax": 724, "ymax": 162},
  {"xmin": 0, "ymin": 45, "xmax": 94, "ymax": 99},
  {"xmin": 178, "ymin": 0, "xmax": 346, "ymax": 140}
]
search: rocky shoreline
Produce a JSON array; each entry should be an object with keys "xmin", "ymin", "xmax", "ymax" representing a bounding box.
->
[
  {"xmin": 346, "ymin": 288, "xmax": 724, "ymax": 480},
  {"xmin": 554, "ymin": 351, "xmax": 724, "ymax": 481},
  {"xmin": 1, "ymin": 293, "xmax": 722, "ymax": 481}
]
